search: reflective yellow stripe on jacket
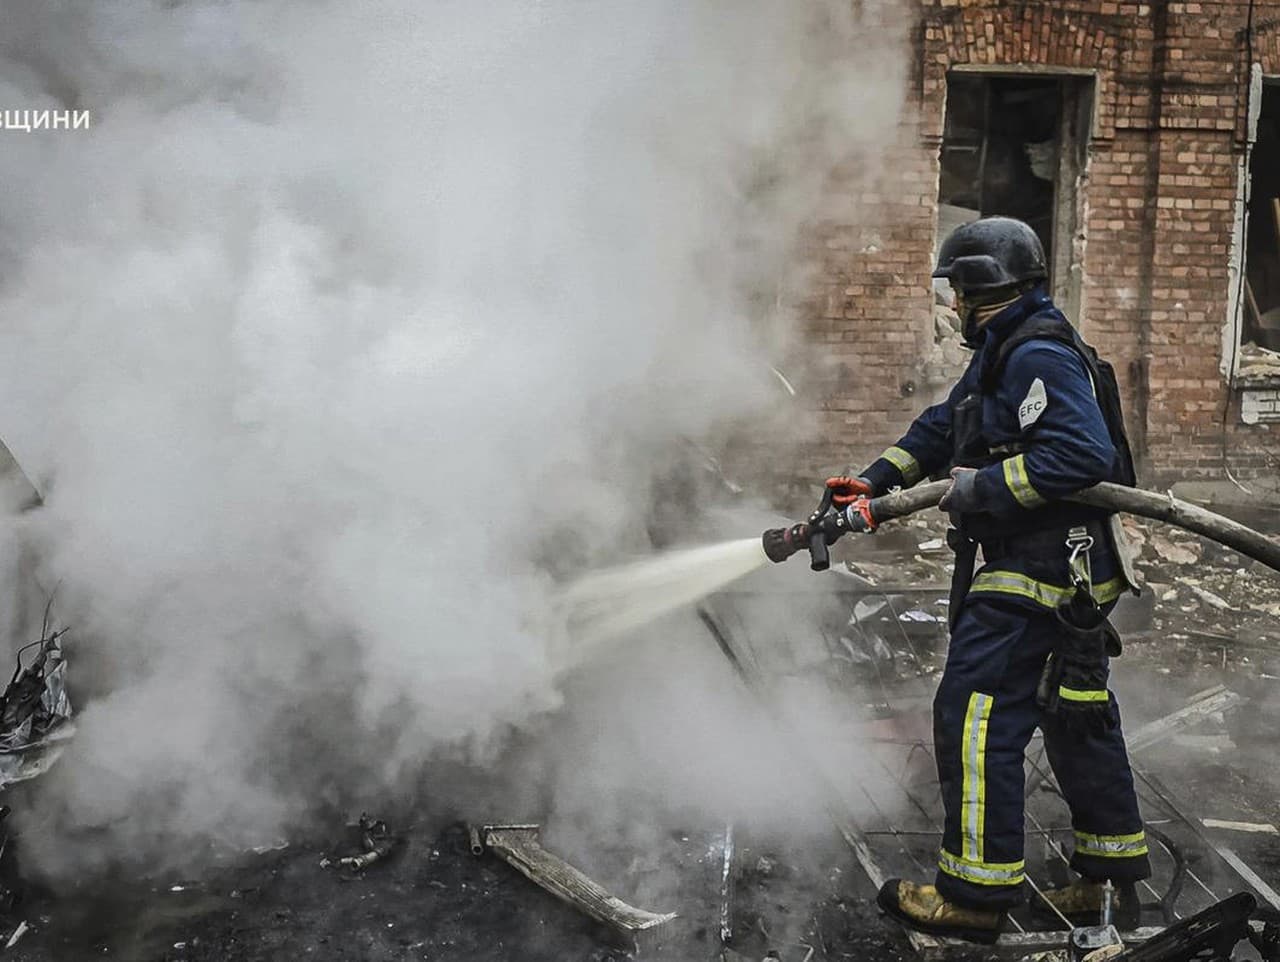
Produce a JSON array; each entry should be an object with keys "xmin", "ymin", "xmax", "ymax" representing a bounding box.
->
[
  {"xmin": 879, "ymin": 446, "xmax": 922, "ymax": 486},
  {"xmin": 969, "ymin": 571, "xmax": 1125, "ymax": 609},
  {"xmin": 1001, "ymin": 454, "xmax": 1046, "ymax": 508}
]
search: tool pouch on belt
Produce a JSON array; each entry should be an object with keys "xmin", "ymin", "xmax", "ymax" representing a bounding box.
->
[{"xmin": 1037, "ymin": 585, "xmax": 1122, "ymax": 732}]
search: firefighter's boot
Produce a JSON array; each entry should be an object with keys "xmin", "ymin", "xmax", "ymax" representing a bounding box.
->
[
  {"xmin": 876, "ymin": 879, "xmax": 1005, "ymax": 944},
  {"xmin": 1032, "ymin": 879, "xmax": 1140, "ymax": 929}
]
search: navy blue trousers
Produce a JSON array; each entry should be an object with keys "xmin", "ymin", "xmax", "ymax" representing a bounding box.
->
[{"xmin": 933, "ymin": 598, "xmax": 1151, "ymax": 909}]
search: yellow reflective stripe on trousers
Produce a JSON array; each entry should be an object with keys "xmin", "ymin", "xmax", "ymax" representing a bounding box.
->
[
  {"xmin": 960, "ymin": 692, "xmax": 994, "ymax": 862},
  {"xmin": 1001, "ymin": 454, "xmax": 1046, "ymax": 508},
  {"xmin": 880, "ymin": 446, "xmax": 922, "ymax": 486},
  {"xmin": 1059, "ymin": 686, "xmax": 1109, "ymax": 703},
  {"xmin": 969, "ymin": 571, "xmax": 1125, "ymax": 609},
  {"xmin": 937, "ymin": 849, "xmax": 1025, "ymax": 886},
  {"xmin": 1075, "ymin": 830, "xmax": 1149, "ymax": 859}
]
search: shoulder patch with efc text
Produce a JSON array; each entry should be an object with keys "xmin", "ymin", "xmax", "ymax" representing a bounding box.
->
[{"xmin": 1018, "ymin": 377, "xmax": 1048, "ymax": 430}]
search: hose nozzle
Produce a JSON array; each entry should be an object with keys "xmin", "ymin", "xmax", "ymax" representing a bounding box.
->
[
  {"xmin": 762, "ymin": 523, "xmax": 810, "ymax": 564},
  {"xmin": 763, "ymin": 489, "xmax": 837, "ymax": 570}
]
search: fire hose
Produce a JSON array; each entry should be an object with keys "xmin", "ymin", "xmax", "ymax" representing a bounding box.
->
[{"xmin": 762, "ymin": 479, "xmax": 1280, "ymax": 576}]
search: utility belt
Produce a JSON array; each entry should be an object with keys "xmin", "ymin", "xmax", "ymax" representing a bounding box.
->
[
  {"xmin": 945, "ymin": 519, "xmax": 1112, "ymax": 630},
  {"xmin": 977, "ymin": 520, "xmax": 1110, "ymax": 566}
]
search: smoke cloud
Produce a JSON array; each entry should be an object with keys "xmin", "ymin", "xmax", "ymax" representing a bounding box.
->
[{"xmin": 0, "ymin": 0, "xmax": 909, "ymax": 877}]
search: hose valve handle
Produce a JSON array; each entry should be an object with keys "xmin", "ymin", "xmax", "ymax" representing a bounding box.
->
[{"xmin": 806, "ymin": 488, "xmax": 835, "ymax": 571}]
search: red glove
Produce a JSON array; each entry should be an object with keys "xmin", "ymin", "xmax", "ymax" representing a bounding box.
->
[
  {"xmin": 825, "ymin": 475, "xmax": 873, "ymax": 507},
  {"xmin": 844, "ymin": 495, "xmax": 878, "ymax": 533}
]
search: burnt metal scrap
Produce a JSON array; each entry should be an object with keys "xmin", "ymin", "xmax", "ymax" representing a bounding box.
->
[
  {"xmin": 471, "ymin": 823, "xmax": 676, "ymax": 947},
  {"xmin": 323, "ymin": 813, "xmax": 399, "ymax": 874},
  {"xmin": 0, "ymin": 624, "xmax": 74, "ymax": 791},
  {"xmin": 1109, "ymin": 892, "xmax": 1274, "ymax": 962}
]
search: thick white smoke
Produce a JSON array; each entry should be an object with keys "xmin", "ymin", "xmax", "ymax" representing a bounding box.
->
[{"xmin": 0, "ymin": 1, "xmax": 907, "ymax": 876}]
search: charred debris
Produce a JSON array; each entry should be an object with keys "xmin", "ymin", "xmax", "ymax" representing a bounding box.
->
[{"xmin": 0, "ymin": 518, "xmax": 1279, "ymax": 961}]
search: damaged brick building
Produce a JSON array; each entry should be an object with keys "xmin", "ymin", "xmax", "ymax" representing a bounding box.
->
[{"xmin": 810, "ymin": 1, "xmax": 1280, "ymax": 490}]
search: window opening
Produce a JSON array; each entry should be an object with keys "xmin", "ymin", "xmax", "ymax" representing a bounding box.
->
[{"xmin": 1242, "ymin": 80, "xmax": 1280, "ymax": 369}]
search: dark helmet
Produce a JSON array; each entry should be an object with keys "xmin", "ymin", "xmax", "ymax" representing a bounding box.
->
[{"xmin": 932, "ymin": 216, "xmax": 1047, "ymax": 293}]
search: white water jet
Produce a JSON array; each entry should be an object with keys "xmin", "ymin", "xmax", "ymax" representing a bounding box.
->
[{"xmin": 553, "ymin": 538, "xmax": 769, "ymax": 666}]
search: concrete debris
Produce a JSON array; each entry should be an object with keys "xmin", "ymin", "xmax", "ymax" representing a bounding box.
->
[
  {"xmin": 1120, "ymin": 519, "xmax": 1148, "ymax": 553},
  {"xmin": 898, "ymin": 609, "xmax": 944, "ymax": 624},
  {"xmin": 1186, "ymin": 583, "xmax": 1231, "ymax": 610},
  {"xmin": 1240, "ymin": 342, "xmax": 1280, "ymax": 377},
  {"xmin": 1149, "ymin": 534, "xmax": 1201, "ymax": 565}
]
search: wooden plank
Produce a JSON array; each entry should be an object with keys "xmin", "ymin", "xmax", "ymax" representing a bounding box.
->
[
  {"xmin": 913, "ymin": 927, "xmax": 1166, "ymax": 960},
  {"xmin": 1247, "ymin": 277, "xmax": 1264, "ymax": 328},
  {"xmin": 1126, "ymin": 686, "xmax": 1244, "ymax": 753},
  {"xmin": 482, "ymin": 825, "xmax": 676, "ymax": 942},
  {"xmin": 1215, "ymin": 847, "xmax": 1280, "ymax": 915}
]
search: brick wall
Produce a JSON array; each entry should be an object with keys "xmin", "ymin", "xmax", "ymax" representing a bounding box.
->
[{"xmin": 800, "ymin": 1, "xmax": 1280, "ymax": 488}]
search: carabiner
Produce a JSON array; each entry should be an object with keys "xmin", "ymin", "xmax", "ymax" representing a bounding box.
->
[{"xmin": 1065, "ymin": 525, "xmax": 1094, "ymax": 592}]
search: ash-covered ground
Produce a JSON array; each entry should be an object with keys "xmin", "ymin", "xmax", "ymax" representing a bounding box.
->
[{"xmin": 2, "ymin": 505, "xmax": 1280, "ymax": 962}]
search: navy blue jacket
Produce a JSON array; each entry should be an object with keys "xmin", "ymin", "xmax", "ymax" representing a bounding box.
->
[{"xmin": 859, "ymin": 287, "xmax": 1127, "ymax": 609}]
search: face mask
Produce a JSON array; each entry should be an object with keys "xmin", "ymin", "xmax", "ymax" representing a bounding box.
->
[{"xmin": 954, "ymin": 286, "xmax": 1022, "ymax": 343}]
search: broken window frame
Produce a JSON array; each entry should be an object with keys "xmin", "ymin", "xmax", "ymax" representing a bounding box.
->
[
  {"xmin": 935, "ymin": 65, "xmax": 1097, "ymax": 328},
  {"xmin": 1232, "ymin": 71, "xmax": 1280, "ymax": 383}
]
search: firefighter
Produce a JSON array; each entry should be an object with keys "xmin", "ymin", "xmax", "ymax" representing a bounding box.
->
[{"xmin": 830, "ymin": 217, "xmax": 1150, "ymax": 942}]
